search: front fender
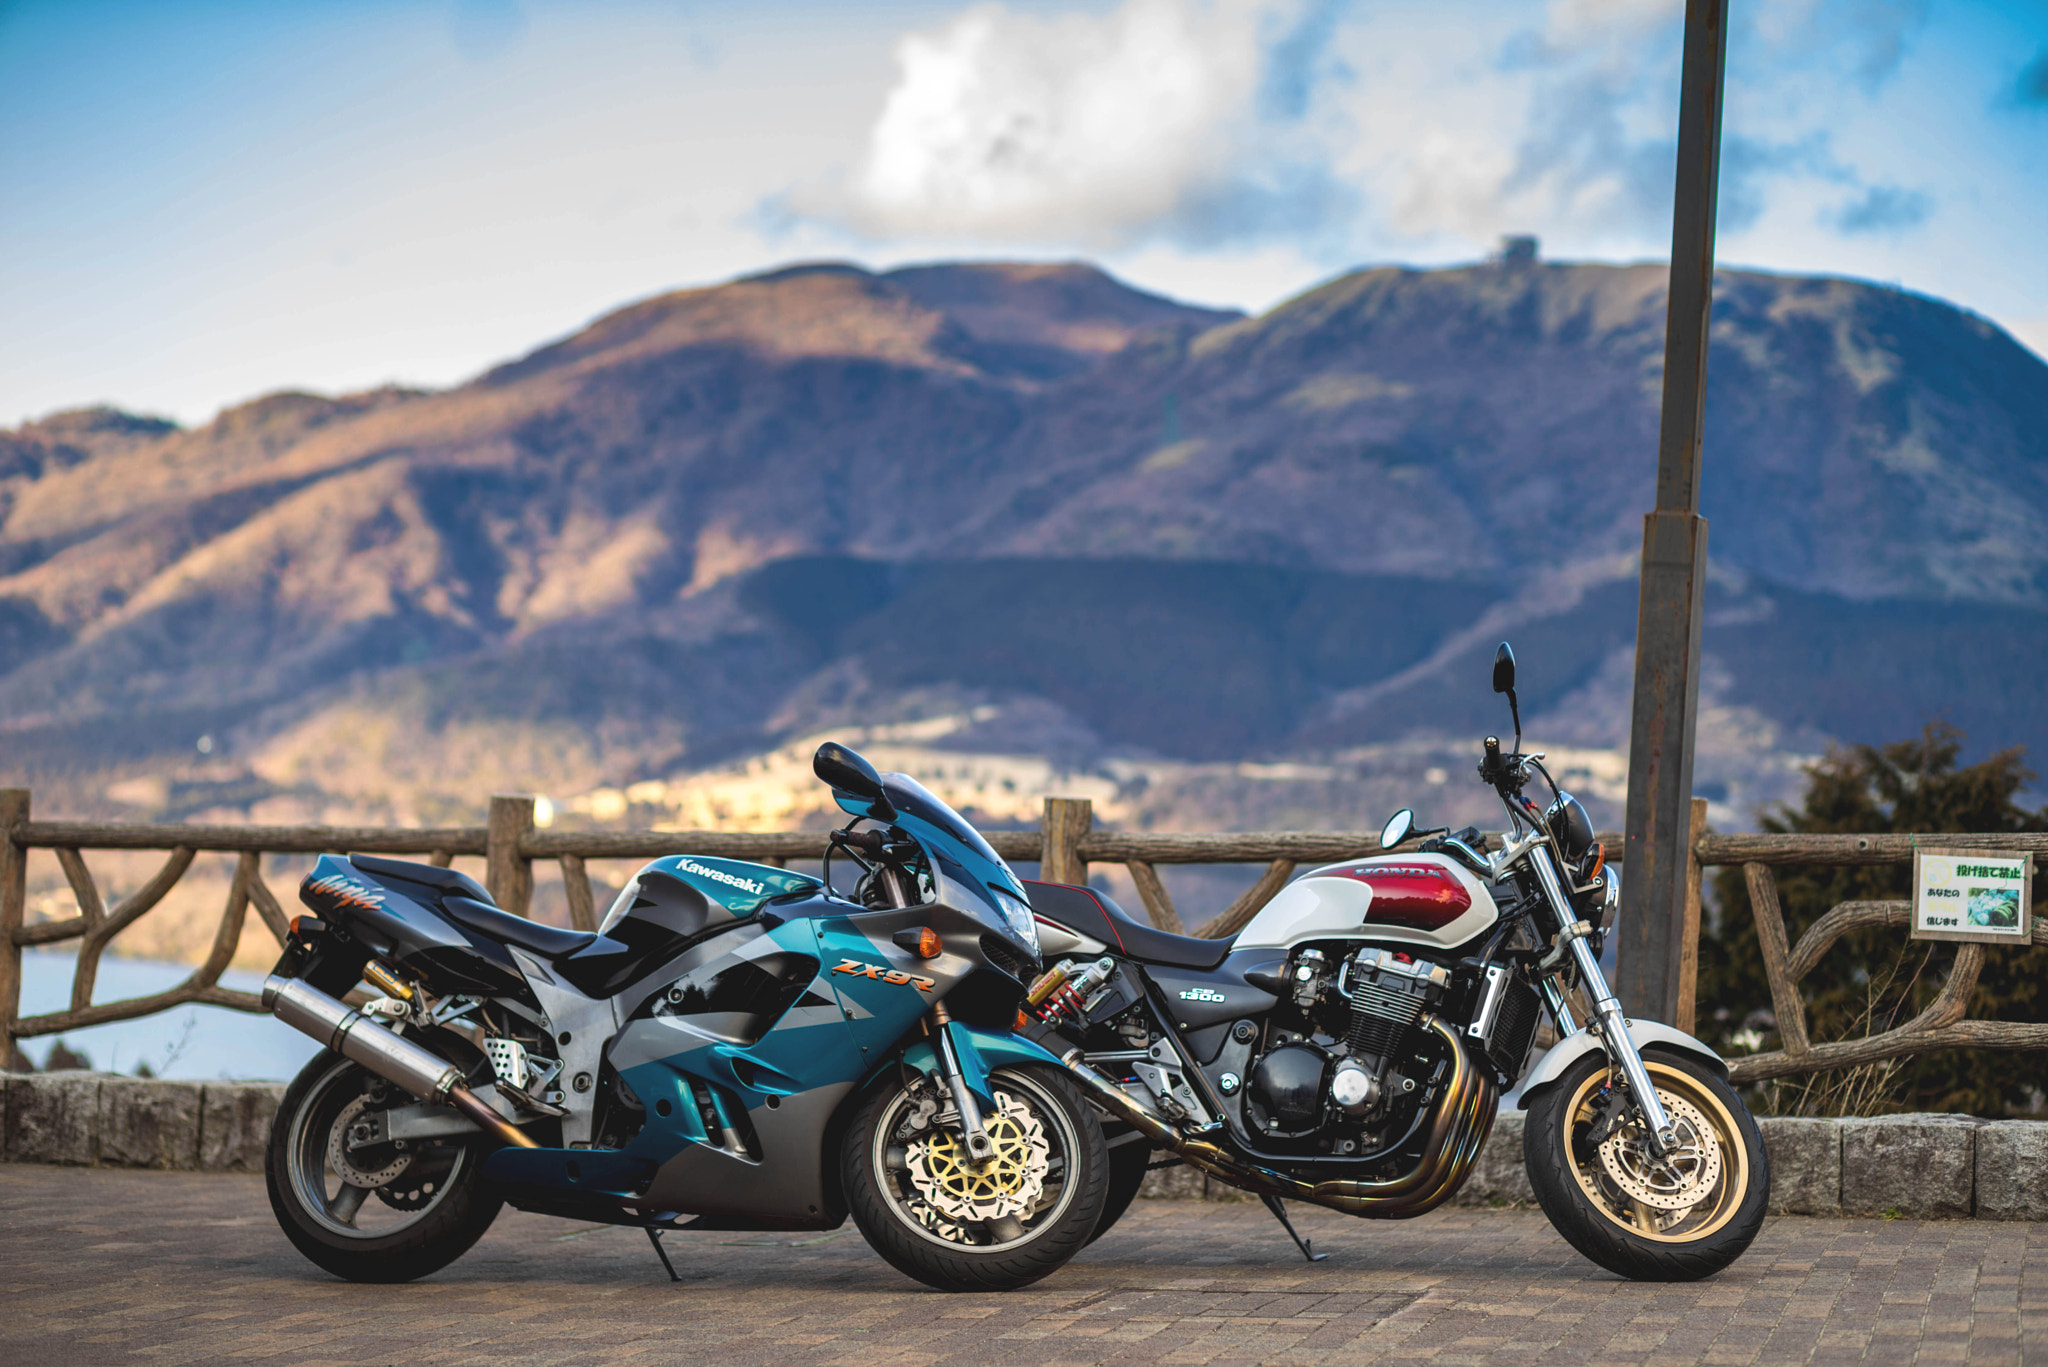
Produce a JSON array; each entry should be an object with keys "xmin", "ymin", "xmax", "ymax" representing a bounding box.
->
[
  {"xmin": 878, "ymin": 1022, "xmax": 1067, "ymax": 1111},
  {"xmin": 1518, "ymin": 1020, "xmax": 1727, "ymax": 1104}
]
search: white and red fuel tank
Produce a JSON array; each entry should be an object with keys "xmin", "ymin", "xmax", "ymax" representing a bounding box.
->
[{"xmin": 1233, "ymin": 853, "xmax": 1500, "ymax": 953}]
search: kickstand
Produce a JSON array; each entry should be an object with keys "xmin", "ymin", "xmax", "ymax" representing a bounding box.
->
[
  {"xmin": 644, "ymin": 1226, "xmax": 681, "ymax": 1282},
  {"xmin": 1261, "ymin": 1194, "xmax": 1329, "ymax": 1263}
]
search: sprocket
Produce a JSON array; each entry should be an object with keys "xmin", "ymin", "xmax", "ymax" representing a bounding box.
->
[{"xmin": 375, "ymin": 1148, "xmax": 459, "ymax": 1210}]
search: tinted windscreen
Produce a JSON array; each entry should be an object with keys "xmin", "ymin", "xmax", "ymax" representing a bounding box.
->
[{"xmin": 881, "ymin": 773, "xmax": 1006, "ymax": 869}]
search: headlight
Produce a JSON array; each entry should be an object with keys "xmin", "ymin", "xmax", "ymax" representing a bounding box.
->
[
  {"xmin": 991, "ymin": 888, "xmax": 1040, "ymax": 957},
  {"xmin": 1546, "ymin": 793, "xmax": 1594, "ymax": 861}
]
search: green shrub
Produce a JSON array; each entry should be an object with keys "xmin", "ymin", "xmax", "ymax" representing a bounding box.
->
[{"xmin": 1695, "ymin": 724, "xmax": 2048, "ymax": 1117}]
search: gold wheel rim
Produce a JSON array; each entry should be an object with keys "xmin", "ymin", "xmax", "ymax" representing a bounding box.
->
[{"xmin": 1561, "ymin": 1059, "xmax": 1748, "ymax": 1244}]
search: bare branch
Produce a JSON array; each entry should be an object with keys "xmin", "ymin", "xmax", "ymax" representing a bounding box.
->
[
  {"xmin": 560, "ymin": 854, "xmax": 597, "ymax": 933},
  {"xmin": 246, "ymin": 863, "xmax": 291, "ymax": 946},
  {"xmin": 71, "ymin": 846, "xmax": 196, "ymax": 1012},
  {"xmin": 1124, "ymin": 860, "xmax": 1183, "ymax": 934},
  {"xmin": 1786, "ymin": 901, "xmax": 1910, "ymax": 983},
  {"xmin": 1197, "ymin": 860, "xmax": 1296, "ymax": 940},
  {"xmin": 1744, "ymin": 862, "xmax": 1810, "ymax": 1057}
]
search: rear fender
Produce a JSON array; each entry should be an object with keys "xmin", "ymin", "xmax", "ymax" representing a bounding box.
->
[{"xmin": 1518, "ymin": 1020, "xmax": 1727, "ymax": 1105}]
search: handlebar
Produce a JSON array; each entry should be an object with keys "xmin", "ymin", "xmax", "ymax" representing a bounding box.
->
[
  {"xmin": 833, "ymin": 825, "xmax": 921, "ymax": 862},
  {"xmin": 1478, "ymin": 735, "xmax": 1505, "ymax": 784}
]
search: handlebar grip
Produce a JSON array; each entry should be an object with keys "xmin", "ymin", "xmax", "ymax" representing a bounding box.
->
[{"xmin": 1479, "ymin": 735, "xmax": 1503, "ymax": 781}]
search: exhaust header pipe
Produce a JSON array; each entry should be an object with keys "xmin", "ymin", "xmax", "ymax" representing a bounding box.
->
[
  {"xmin": 264, "ymin": 975, "xmax": 538, "ymax": 1149},
  {"xmin": 1061, "ymin": 1018, "xmax": 1498, "ymax": 1219}
]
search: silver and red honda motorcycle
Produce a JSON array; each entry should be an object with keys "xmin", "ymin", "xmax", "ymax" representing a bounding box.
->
[{"xmin": 1030, "ymin": 643, "xmax": 1768, "ymax": 1280}]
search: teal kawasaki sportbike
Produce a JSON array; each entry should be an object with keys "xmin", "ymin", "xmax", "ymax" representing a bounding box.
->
[{"xmin": 259, "ymin": 743, "xmax": 1107, "ymax": 1291}]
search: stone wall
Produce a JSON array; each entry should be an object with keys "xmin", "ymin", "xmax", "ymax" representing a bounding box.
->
[
  {"xmin": 1, "ymin": 1072, "xmax": 283, "ymax": 1171},
  {"xmin": 1137, "ymin": 1111, "xmax": 2048, "ymax": 1220},
  {"xmin": 7, "ymin": 1072, "xmax": 2047, "ymax": 1219}
]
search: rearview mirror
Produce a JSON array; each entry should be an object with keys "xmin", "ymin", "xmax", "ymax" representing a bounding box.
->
[
  {"xmin": 1492, "ymin": 642, "xmax": 1516, "ymax": 695},
  {"xmin": 813, "ymin": 742, "xmax": 897, "ymax": 822},
  {"xmin": 1379, "ymin": 809, "xmax": 1415, "ymax": 850}
]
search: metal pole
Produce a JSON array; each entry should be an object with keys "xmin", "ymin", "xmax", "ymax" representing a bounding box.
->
[
  {"xmin": 1, "ymin": 789, "xmax": 26, "ymax": 1067},
  {"xmin": 1617, "ymin": 0, "xmax": 1729, "ymax": 1024}
]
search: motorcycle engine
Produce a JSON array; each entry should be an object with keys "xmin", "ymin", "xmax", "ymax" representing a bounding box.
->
[{"xmin": 1244, "ymin": 946, "xmax": 1448, "ymax": 1149}]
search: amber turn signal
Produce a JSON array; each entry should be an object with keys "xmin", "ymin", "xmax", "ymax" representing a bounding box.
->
[{"xmin": 892, "ymin": 926, "xmax": 944, "ymax": 959}]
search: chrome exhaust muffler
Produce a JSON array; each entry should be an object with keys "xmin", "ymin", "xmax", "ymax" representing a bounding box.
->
[{"xmin": 264, "ymin": 974, "xmax": 538, "ymax": 1149}]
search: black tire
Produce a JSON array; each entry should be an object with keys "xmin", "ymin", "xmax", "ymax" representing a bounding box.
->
[
  {"xmin": 265, "ymin": 1051, "xmax": 503, "ymax": 1283},
  {"xmin": 844, "ymin": 1063, "xmax": 1108, "ymax": 1292},
  {"xmin": 1088, "ymin": 1131, "xmax": 1154, "ymax": 1245},
  {"xmin": 1524, "ymin": 1049, "xmax": 1768, "ymax": 1282}
]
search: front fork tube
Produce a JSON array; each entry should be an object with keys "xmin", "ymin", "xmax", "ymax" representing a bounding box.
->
[
  {"xmin": 929, "ymin": 1007, "xmax": 995, "ymax": 1163},
  {"xmin": 1528, "ymin": 847, "xmax": 1676, "ymax": 1156}
]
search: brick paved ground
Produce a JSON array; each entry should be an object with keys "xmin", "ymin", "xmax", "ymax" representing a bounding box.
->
[{"xmin": 3, "ymin": 1165, "xmax": 2045, "ymax": 1365}]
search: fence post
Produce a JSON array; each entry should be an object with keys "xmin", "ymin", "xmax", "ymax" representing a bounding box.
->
[
  {"xmin": 1676, "ymin": 796, "xmax": 1708, "ymax": 1035},
  {"xmin": 487, "ymin": 795, "xmax": 536, "ymax": 918},
  {"xmin": 1041, "ymin": 798, "xmax": 1092, "ymax": 887},
  {"xmin": 1, "ymin": 789, "xmax": 27, "ymax": 1067}
]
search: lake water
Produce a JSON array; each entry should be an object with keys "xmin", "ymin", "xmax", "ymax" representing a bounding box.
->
[{"xmin": 15, "ymin": 950, "xmax": 320, "ymax": 1081}]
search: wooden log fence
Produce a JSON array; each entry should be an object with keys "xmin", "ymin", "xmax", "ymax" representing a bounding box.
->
[{"xmin": 4, "ymin": 783, "xmax": 2047, "ymax": 1092}]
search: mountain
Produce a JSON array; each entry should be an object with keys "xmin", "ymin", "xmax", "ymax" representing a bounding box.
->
[{"xmin": 4, "ymin": 254, "xmax": 2045, "ymax": 855}]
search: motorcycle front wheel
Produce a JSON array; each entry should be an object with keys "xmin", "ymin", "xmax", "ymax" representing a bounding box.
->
[
  {"xmin": 843, "ymin": 1063, "xmax": 1107, "ymax": 1291},
  {"xmin": 1524, "ymin": 1050, "xmax": 1768, "ymax": 1281},
  {"xmin": 265, "ymin": 1050, "xmax": 503, "ymax": 1283}
]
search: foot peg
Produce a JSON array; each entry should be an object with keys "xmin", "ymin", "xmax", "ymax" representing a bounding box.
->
[{"xmin": 499, "ymin": 1081, "xmax": 568, "ymax": 1118}]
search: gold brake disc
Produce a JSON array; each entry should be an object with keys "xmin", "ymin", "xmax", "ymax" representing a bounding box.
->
[
  {"xmin": 906, "ymin": 1090, "xmax": 1050, "ymax": 1224},
  {"xmin": 1596, "ymin": 1090, "xmax": 1723, "ymax": 1211}
]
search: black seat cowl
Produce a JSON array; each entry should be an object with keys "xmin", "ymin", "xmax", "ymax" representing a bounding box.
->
[
  {"xmin": 1023, "ymin": 880, "xmax": 1234, "ymax": 970},
  {"xmin": 351, "ymin": 853, "xmax": 493, "ymax": 905}
]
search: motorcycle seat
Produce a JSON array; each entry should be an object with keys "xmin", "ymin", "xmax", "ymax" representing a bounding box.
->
[
  {"xmin": 441, "ymin": 896, "xmax": 596, "ymax": 961},
  {"xmin": 1023, "ymin": 880, "xmax": 1235, "ymax": 970}
]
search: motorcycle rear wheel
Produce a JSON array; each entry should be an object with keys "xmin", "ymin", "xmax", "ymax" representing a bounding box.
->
[
  {"xmin": 844, "ymin": 1063, "xmax": 1107, "ymax": 1291},
  {"xmin": 1086, "ymin": 1129, "xmax": 1154, "ymax": 1245},
  {"xmin": 1524, "ymin": 1050, "xmax": 1767, "ymax": 1281},
  {"xmin": 265, "ymin": 1050, "xmax": 503, "ymax": 1283}
]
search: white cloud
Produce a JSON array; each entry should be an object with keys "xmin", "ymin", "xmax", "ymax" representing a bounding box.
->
[
  {"xmin": 801, "ymin": 0, "xmax": 1697, "ymax": 258},
  {"xmin": 795, "ymin": 0, "xmax": 1956, "ymax": 279},
  {"xmin": 816, "ymin": 0, "xmax": 1278, "ymax": 245}
]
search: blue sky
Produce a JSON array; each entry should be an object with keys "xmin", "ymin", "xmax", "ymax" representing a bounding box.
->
[{"xmin": 3, "ymin": 0, "xmax": 2044, "ymax": 426}]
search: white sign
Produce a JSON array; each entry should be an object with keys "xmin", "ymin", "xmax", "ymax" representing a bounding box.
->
[{"xmin": 1912, "ymin": 848, "xmax": 2033, "ymax": 944}]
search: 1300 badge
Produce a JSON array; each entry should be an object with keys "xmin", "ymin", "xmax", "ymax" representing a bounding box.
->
[{"xmin": 1177, "ymin": 986, "xmax": 1228, "ymax": 1003}]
